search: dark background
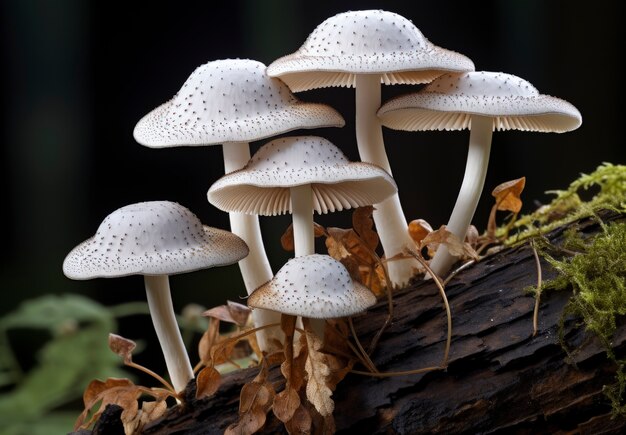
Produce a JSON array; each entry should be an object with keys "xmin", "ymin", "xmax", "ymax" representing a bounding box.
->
[{"xmin": 1, "ymin": 0, "xmax": 624, "ymax": 369}]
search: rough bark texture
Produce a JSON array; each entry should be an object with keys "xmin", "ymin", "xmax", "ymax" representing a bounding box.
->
[{"xmin": 81, "ymin": 214, "xmax": 626, "ymax": 434}]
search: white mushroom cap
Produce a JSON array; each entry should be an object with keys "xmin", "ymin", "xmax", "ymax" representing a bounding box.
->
[
  {"xmin": 248, "ymin": 254, "xmax": 376, "ymax": 318},
  {"xmin": 378, "ymin": 71, "xmax": 582, "ymax": 132},
  {"xmin": 134, "ymin": 59, "xmax": 345, "ymax": 147},
  {"xmin": 207, "ymin": 136, "xmax": 397, "ymax": 216},
  {"xmin": 266, "ymin": 10, "xmax": 474, "ymax": 92},
  {"xmin": 63, "ymin": 201, "xmax": 249, "ymax": 279}
]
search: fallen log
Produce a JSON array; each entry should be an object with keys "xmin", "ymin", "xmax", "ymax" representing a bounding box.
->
[{"xmin": 81, "ymin": 213, "xmax": 626, "ymax": 434}]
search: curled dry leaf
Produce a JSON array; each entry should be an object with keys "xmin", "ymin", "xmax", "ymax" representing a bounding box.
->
[
  {"xmin": 281, "ymin": 222, "xmax": 327, "ymax": 252},
  {"xmin": 273, "ymin": 387, "xmax": 301, "ymax": 423},
  {"xmin": 226, "ymin": 359, "xmax": 276, "ymax": 435},
  {"xmin": 203, "ymin": 300, "xmax": 251, "ymax": 327},
  {"xmin": 108, "ymin": 333, "xmax": 136, "ymax": 364},
  {"xmin": 325, "ymin": 227, "xmax": 387, "ymax": 296},
  {"xmin": 284, "ymin": 404, "xmax": 313, "ymax": 435},
  {"xmin": 492, "ymin": 177, "xmax": 526, "ymax": 213},
  {"xmin": 198, "ymin": 318, "xmax": 220, "ymax": 367},
  {"xmin": 195, "ymin": 366, "xmax": 221, "ymax": 399},
  {"xmin": 408, "ymin": 219, "xmax": 433, "ymax": 245},
  {"xmin": 422, "ymin": 226, "xmax": 479, "ymax": 262},
  {"xmin": 352, "ymin": 206, "xmax": 379, "ymax": 251},
  {"xmin": 74, "ymin": 377, "xmax": 169, "ymax": 432},
  {"xmin": 487, "ymin": 177, "xmax": 526, "ymax": 238}
]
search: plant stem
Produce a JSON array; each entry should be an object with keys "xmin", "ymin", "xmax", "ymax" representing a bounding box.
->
[
  {"xmin": 144, "ymin": 275, "xmax": 194, "ymax": 394},
  {"xmin": 355, "ymin": 74, "xmax": 419, "ymax": 288},
  {"xmin": 430, "ymin": 115, "xmax": 493, "ymax": 277},
  {"xmin": 222, "ymin": 142, "xmax": 282, "ymax": 351}
]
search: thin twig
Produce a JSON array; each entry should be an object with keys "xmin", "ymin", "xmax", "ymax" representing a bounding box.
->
[
  {"xmin": 324, "ymin": 321, "xmax": 377, "ymax": 373},
  {"xmin": 442, "ymin": 260, "xmax": 476, "ymax": 286},
  {"xmin": 348, "ymin": 317, "xmax": 379, "ymax": 373},
  {"xmin": 531, "ymin": 239, "xmax": 543, "ymax": 336},
  {"xmin": 350, "ymin": 365, "xmax": 444, "ymax": 378},
  {"xmin": 404, "ymin": 248, "xmax": 452, "ymax": 367}
]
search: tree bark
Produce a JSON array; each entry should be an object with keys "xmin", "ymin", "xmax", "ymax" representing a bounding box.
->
[{"xmin": 86, "ymin": 213, "xmax": 626, "ymax": 434}]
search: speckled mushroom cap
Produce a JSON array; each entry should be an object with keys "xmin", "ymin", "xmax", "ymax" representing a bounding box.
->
[
  {"xmin": 378, "ymin": 71, "xmax": 582, "ymax": 132},
  {"xmin": 266, "ymin": 9, "xmax": 474, "ymax": 92},
  {"xmin": 133, "ymin": 59, "xmax": 345, "ymax": 147},
  {"xmin": 248, "ymin": 254, "xmax": 376, "ymax": 318},
  {"xmin": 63, "ymin": 201, "xmax": 249, "ymax": 279},
  {"xmin": 207, "ymin": 136, "xmax": 397, "ymax": 216}
]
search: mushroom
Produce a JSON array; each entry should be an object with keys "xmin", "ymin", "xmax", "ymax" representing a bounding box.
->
[
  {"xmin": 267, "ymin": 10, "xmax": 474, "ymax": 287},
  {"xmin": 134, "ymin": 58, "xmax": 344, "ymax": 351},
  {"xmin": 248, "ymin": 254, "xmax": 376, "ymax": 339},
  {"xmin": 62, "ymin": 201, "xmax": 249, "ymax": 393},
  {"xmin": 208, "ymin": 135, "xmax": 397, "ymax": 336},
  {"xmin": 377, "ymin": 71, "xmax": 582, "ymax": 276}
]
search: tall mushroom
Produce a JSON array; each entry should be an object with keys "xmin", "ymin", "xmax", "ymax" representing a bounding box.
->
[
  {"xmin": 378, "ymin": 71, "xmax": 582, "ymax": 277},
  {"xmin": 208, "ymin": 135, "xmax": 397, "ymax": 337},
  {"xmin": 62, "ymin": 201, "xmax": 248, "ymax": 393},
  {"xmin": 267, "ymin": 10, "xmax": 474, "ymax": 287},
  {"xmin": 134, "ymin": 59, "xmax": 344, "ymax": 350}
]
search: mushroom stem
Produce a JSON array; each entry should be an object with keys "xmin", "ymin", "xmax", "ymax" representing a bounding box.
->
[
  {"xmin": 290, "ymin": 184, "xmax": 325, "ymax": 337},
  {"xmin": 355, "ymin": 74, "xmax": 419, "ymax": 288},
  {"xmin": 290, "ymin": 184, "xmax": 315, "ymax": 258},
  {"xmin": 222, "ymin": 142, "xmax": 281, "ymax": 351},
  {"xmin": 429, "ymin": 115, "xmax": 493, "ymax": 277},
  {"xmin": 143, "ymin": 275, "xmax": 194, "ymax": 394}
]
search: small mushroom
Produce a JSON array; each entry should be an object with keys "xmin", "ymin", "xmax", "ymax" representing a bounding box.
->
[
  {"xmin": 248, "ymin": 253, "xmax": 376, "ymax": 339},
  {"xmin": 267, "ymin": 10, "xmax": 474, "ymax": 287},
  {"xmin": 63, "ymin": 201, "xmax": 248, "ymax": 393},
  {"xmin": 378, "ymin": 71, "xmax": 582, "ymax": 276},
  {"xmin": 134, "ymin": 59, "xmax": 344, "ymax": 351}
]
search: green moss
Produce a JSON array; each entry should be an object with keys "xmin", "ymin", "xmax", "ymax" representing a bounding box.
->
[
  {"xmin": 509, "ymin": 163, "xmax": 626, "ymax": 415},
  {"xmin": 539, "ymin": 221, "xmax": 626, "ymax": 416},
  {"xmin": 504, "ymin": 163, "xmax": 626, "ymax": 244}
]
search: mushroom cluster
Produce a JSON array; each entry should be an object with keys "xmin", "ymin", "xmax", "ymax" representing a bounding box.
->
[{"xmin": 63, "ymin": 7, "xmax": 582, "ymax": 429}]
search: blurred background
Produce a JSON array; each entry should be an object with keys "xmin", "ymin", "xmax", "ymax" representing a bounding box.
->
[{"xmin": 0, "ymin": 0, "xmax": 624, "ymax": 429}]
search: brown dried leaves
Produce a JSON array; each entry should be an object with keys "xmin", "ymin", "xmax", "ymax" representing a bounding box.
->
[{"xmin": 75, "ymin": 335, "xmax": 173, "ymax": 433}]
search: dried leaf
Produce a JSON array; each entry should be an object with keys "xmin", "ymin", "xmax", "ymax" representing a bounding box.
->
[
  {"xmin": 108, "ymin": 333, "xmax": 136, "ymax": 364},
  {"xmin": 352, "ymin": 206, "xmax": 378, "ymax": 251},
  {"xmin": 304, "ymin": 330, "xmax": 334, "ymax": 417},
  {"xmin": 273, "ymin": 387, "xmax": 301, "ymax": 423},
  {"xmin": 325, "ymin": 226, "xmax": 387, "ymax": 294},
  {"xmin": 75, "ymin": 378, "xmax": 141, "ymax": 430},
  {"xmin": 291, "ymin": 334, "xmax": 308, "ymax": 393},
  {"xmin": 408, "ymin": 219, "xmax": 433, "ymax": 245},
  {"xmin": 138, "ymin": 399, "xmax": 167, "ymax": 426},
  {"xmin": 422, "ymin": 226, "xmax": 479, "ymax": 261},
  {"xmin": 282, "ymin": 223, "xmax": 326, "ymax": 252},
  {"xmin": 492, "ymin": 177, "xmax": 526, "ymax": 213},
  {"xmin": 281, "ymin": 224, "xmax": 295, "ymax": 252},
  {"xmin": 198, "ymin": 318, "xmax": 220, "ymax": 366},
  {"xmin": 196, "ymin": 366, "xmax": 221, "ymax": 399},
  {"xmin": 211, "ymin": 334, "xmax": 239, "ymax": 366},
  {"xmin": 225, "ymin": 407, "xmax": 269, "ymax": 435},
  {"xmin": 284, "ymin": 404, "xmax": 312, "ymax": 435},
  {"xmin": 203, "ymin": 301, "xmax": 251, "ymax": 327},
  {"xmin": 465, "ymin": 224, "xmax": 479, "ymax": 247},
  {"xmin": 228, "ymin": 381, "xmax": 275, "ymax": 435}
]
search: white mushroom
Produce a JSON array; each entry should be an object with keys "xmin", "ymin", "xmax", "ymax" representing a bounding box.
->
[
  {"xmin": 63, "ymin": 201, "xmax": 248, "ymax": 393},
  {"xmin": 248, "ymin": 254, "xmax": 376, "ymax": 337},
  {"xmin": 378, "ymin": 71, "xmax": 582, "ymax": 276},
  {"xmin": 134, "ymin": 59, "xmax": 344, "ymax": 351},
  {"xmin": 208, "ymin": 135, "xmax": 397, "ymax": 336},
  {"xmin": 267, "ymin": 10, "xmax": 474, "ymax": 287}
]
